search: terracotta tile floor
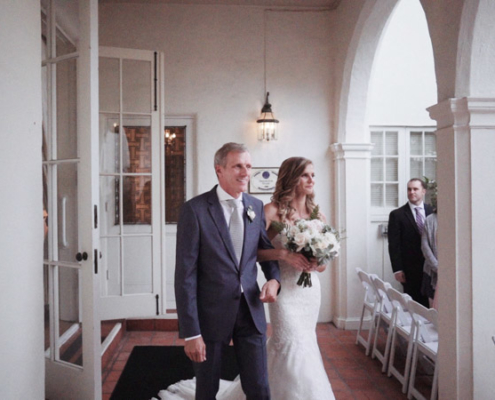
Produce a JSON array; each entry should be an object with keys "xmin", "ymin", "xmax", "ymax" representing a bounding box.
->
[{"xmin": 102, "ymin": 323, "xmax": 420, "ymax": 400}]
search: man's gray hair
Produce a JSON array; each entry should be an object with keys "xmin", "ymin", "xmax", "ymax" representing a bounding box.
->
[{"xmin": 214, "ymin": 142, "xmax": 249, "ymax": 168}]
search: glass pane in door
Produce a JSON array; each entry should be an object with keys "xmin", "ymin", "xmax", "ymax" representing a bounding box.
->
[
  {"xmin": 371, "ymin": 184, "xmax": 383, "ymax": 207},
  {"xmin": 99, "ymin": 57, "xmax": 120, "ymax": 113},
  {"xmin": 385, "ymin": 131, "xmax": 398, "ymax": 155},
  {"xmin": 56, "ymin": 58, "xmax": 78, "ymax": 160},
  {"xmin": 55, "ymin": 2, "xmax": 78, "ymax": 57},
  {"xmin": 58, "ymin": 266, "xmax": 82, "ymax": 367},
  {"xmin": 100, "ymin": 176, "xmax": 121, "ymax": 236},
  {"xmin": 122, "ymin": 175, "xmax": 152, "ymax": 233},
  {"xmin": 371, "ymin": 159, "xmax": 383, "ymax": 181},
  {"xmin": 122, "ymin": 59, "xmax": 152, "ymax": 113},
  {"xmin": 410, "ymin": 157, "xmax": 423, "ymax": 178},
  {"xmin": 122, "ymin": 119, "xmax": 152, "ymax": 174},
  {"xmin": 56, "ymin": 162, "xmax": 79, "ymax": 263},
  {"xmin": 99, "ymin": 113, "xmax": 121, "ymax": 174},
  {"xmin": 123, "ymin": 236, "xmax": 152, "ymax": 294}
]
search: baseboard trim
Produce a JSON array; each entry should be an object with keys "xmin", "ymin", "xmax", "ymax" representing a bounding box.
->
[{"xmin": 333, "ymin": 316, "xmax": 373, "ymax": 330}]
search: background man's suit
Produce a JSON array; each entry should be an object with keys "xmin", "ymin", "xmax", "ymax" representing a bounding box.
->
[
  {"xmin": 175, "ymin": 185, "xmax": 280, "ymax": 399},
  {"xmin": 388, "ymin": 203, "xmax": 432, "ymax": 307}
]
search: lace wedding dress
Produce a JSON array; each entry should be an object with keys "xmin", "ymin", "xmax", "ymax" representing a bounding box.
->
[{"xmin": 153, "ymin": 234, "xmax": 334, "ymax": 400}]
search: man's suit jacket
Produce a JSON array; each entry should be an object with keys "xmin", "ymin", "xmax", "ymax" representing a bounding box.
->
[
  {"xmin": 175, "ymin": 186, "xmax": 280, "ymax": 342},
  {"xmin": 388, "ymin": 203, "xmax": 433, "ymax": 286}
]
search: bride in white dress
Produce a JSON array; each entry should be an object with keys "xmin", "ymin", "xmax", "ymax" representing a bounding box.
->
[{"xmin": 155, "ymin": 157, "xmax": 334, "ymax": 400}]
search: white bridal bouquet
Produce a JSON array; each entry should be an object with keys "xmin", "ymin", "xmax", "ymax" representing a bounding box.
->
[{"xmin": 272, "ymin": 206, "xmax": 340, "ymax": 287}]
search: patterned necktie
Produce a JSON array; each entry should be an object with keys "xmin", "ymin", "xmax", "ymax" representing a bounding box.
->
[
  {"xmin": 415, "ymin": 207, "xmax": 424, "ymax": 234},
  {"xmin": 227, "ymin": 199, "xmax": 244, "ymax": 263}
]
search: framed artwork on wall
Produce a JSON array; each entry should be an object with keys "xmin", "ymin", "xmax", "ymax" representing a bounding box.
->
[{"xmin": 249, "ymin": 167, "xmax": 279, "ymax": 194}]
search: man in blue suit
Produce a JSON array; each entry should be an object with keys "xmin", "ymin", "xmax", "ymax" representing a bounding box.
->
[{"xmin": 175, "ymin": 142, "xmax": 280, "ymax": 400}]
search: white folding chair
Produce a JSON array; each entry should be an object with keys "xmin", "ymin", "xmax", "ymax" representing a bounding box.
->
[
  {"xmin": 355, "ymin": 268, "xmax": 380, "ymax": 356},
  {"xmin": 371, "ymin": 275, "xmax": 394, "ymax": 372},
  {"xmin": 407, "ymin": 300, "xmax": 439, "ymax": 400},
  {"xmin": 386, "ymin": 287, "xmax": 415, "ymax": 393}
]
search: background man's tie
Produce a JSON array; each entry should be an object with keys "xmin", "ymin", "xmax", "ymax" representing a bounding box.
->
[
  {"xmin": 415, "ymin": 207, "xmax": 424, "ymax": 234},
  {"xmin": 227, "ymin": 199, "xmax": 244, "ymax": 263}
]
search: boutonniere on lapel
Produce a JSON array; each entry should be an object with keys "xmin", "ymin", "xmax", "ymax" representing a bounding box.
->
[{"xmin": 246, "ymin": 206, "xmax": 256, "ymax": 223}]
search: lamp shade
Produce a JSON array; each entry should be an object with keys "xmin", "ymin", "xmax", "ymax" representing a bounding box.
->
[{"xmin": 257, "ymin": 92, "xmax": 279, "ymax": 141}]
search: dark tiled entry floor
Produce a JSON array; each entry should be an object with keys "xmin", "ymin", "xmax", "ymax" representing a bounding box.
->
[{"xmin": 103, "ymin": 323, "xmax": 412, "ymax": 400}]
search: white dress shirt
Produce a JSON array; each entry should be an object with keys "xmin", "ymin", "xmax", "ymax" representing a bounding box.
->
[
  {"xmin": 216, "ymin": 184, "xmax": 244, "ymax": 228},
  {"xmin": 408, "ymin": 201, "xmax": 425, "ymax": 223}
]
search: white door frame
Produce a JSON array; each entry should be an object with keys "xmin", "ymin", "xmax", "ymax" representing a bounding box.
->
[{"xmin": 44, "ymin": 1, "xmax": 101, "ymax": 399}]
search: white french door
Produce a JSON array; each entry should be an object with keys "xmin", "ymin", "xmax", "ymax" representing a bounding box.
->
[
  {"xmin": 98, "ymin": 47, "xmax": 162, "ymax": 319},
  {"xmin": 42, "ymin": 0, "xmax": 101, "ymax": 398}
]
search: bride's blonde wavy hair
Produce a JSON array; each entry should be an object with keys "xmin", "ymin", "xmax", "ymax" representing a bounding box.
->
[{"xmin": 271, "ymin": 157, "xmax": 316, "ymax": 223}]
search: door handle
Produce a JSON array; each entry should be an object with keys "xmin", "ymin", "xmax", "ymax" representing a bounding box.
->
[{"xmin": 76, "ymin": 252, "xmax": 88, "ymax": 262}]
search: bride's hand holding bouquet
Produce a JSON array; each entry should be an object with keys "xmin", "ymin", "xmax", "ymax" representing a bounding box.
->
[{"xmin": 271, "ymin": 205, "xmax": 340, "ymax": 287}]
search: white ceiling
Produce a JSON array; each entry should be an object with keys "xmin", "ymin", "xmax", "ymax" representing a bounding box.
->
[{"xmin": 99, "ymin": 0, "xmax": 341, "ymax": 8}]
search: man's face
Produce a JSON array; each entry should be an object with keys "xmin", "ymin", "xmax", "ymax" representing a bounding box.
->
[
  {"xmin": 407, "ymin": 180, "xmax": 426, "ymax": 205},
  {"xmin": 216, "ymin": 151, "xmax": 252, "ymax": 198}
]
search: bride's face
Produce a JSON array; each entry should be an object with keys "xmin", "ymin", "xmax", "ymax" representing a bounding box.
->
[{"xmin": 295, "ymin": 164, "xmax": 315, "ymax": 196}]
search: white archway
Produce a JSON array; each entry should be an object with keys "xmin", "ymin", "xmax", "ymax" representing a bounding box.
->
[{"xmin": 331, "ymin": 0, "xmax": 400, "ymax": 329}]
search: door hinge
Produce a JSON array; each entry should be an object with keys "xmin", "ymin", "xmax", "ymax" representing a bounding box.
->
[
  {"xmin": 94, "ymin": 249, "xmax": 98, "ymax": 274},
  {"xmin": 155, "ymin": 294, "xmax": 159, "ymax": 315},
  {"xmin": 153, "ymin": 52, "xmax": 158, "ymax": 111},
  {"xmin": 94, "ymin": 204, "xmax": 98, "ymax": 229}
]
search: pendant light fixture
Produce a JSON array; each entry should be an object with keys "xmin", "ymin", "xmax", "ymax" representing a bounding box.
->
[
  {"xmin": 257, "ymin": 10, "xmax": 279, "ymax": 142},
  {"xmin": 257, "ymin": 92, "xmax": 279, "ymax": 141}
]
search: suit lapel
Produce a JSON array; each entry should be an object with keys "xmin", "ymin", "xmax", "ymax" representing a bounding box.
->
[
  {"xmin": 241, "ymin": 195, "xmax": 256, "ymax": 267},
  {"xmin": 207, "ymin": 187, "xmax": 239, "ymax": 268},
  {"xmin": 403, "ymin": 203, "xmax": 420, "ymax": 235}
]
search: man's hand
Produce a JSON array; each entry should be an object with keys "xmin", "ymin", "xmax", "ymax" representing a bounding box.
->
[
  {"xmin": 260, "ymin": 279, "xmax": 280, "ymax": 303},
  {"xmin": 184, "ymin": 336, "xmax": 206, "ymax": 363},
  {"xmin": 394, "ymin": 271, "xmax": 406, "ymax": 283}
]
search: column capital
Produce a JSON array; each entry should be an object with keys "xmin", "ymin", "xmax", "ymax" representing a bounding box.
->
[
  {"xmin": 428, "ymin": 97, "xmax": 495, "ymax": 130},
  {"xmin": 330, "ymin": 142, "xmax": 374, "ymax": 159}
]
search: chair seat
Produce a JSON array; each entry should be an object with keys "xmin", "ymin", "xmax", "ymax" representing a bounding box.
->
[
  {"xmin": 420, "ymin": 324, "xmax": 438, "ymax": 343},
  {"xmin": 396, "ymin": 323, "xmax": 413, "ymax": 336},
  {"xmin": 422, "ymin": 341, "xmax": 438, "ymax": 354}
]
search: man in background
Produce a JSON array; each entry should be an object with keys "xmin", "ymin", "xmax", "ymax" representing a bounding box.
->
[{"xmin": 388, "ymin": 178, "xmax": 432, "ymax": 307}]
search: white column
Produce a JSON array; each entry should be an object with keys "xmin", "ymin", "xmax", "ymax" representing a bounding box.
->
[
  {"xmin": 0, "ymin": 0, "xmax": 44, "ymax": 398},
  {"xmin": 428, "ymin": 97, "xmax": 495, "ymax": 400},
  {"xmin": 330, "ymin": 143, "xmax": 373, "ymax": 329}
]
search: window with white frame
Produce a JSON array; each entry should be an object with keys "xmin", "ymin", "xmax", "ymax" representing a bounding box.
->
[{"xmin": 371, "ymin": 127, "xmax": 436, "ymax": 210}]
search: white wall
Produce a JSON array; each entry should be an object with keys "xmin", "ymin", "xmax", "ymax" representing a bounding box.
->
[
  {"xmin": 0, "ymin": 0, "xmax": 45, "ymax": 398},
  {"xmin": 99, "ymin": 3, "xmax": 335, "ymax": 320}
]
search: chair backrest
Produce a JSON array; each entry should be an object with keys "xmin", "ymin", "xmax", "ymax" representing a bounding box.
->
[
  {"xmin": 386, "ymin": 286, "xmax": 413, "ymax": 327},
  {"xmin": 356, "ymin": 268, "xmax": 378, "ymax": 305},
  {"xmin": 371, "ymin": 275, "xmax": 393, "ymax": 313},
  {"xmin": 407, "ymin": 300, "xmax": 438, "ymax": 343}
]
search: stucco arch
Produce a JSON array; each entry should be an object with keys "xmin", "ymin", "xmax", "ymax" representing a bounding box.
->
[
  {"xmin": 336, "ymin": 0, "xmax": 399, "ymax": 144},
  {"xmin": 456, "ymin": 0, "xmax": 495, "ymax": 97}
]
